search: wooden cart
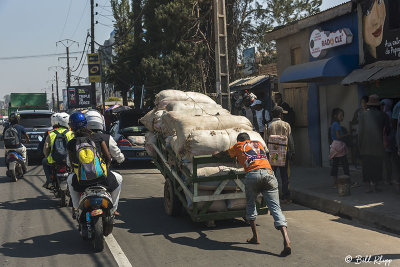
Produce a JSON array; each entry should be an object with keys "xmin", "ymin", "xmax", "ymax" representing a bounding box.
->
[{"xmin": 151, "ymin": 136, "xmax": 268, "ymax": 223}]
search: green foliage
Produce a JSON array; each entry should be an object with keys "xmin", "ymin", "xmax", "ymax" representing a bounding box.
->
[{"xmin": 106, "ymin": 0, "xmax": 322, "ymax": 102}]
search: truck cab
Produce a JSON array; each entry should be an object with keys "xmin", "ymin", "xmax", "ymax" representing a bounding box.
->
[{"xmin": 17, "ymin": 110, "xmax": 53, "ymax": 159}]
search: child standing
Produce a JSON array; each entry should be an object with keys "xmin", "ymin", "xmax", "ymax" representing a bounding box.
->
[{"xmin": 329, "ymin": 108, "xmax": 350, "ymax": 187}]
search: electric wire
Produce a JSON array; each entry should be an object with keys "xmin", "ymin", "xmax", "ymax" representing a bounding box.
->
[
  {"xmin": 0, "ymin": 51, "xmax": 85, "ymax": 61},
  {"xmin": 71, "ymin": 33, "xmax": 90, "ymax": 72},
  {"xmin": 71, "ymin": 0, "xmax": 89, "ymax": 39},
  {"xmin": 59, "ymin": 0, "xmax": 73, "ymax": 39},
  {"xmin": 96, "ymin": 21, "xmax": 114, "ymax": 28}
]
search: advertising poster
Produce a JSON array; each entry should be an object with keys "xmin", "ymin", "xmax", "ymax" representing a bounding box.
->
[
  {"xmin": 362, "ymin": 0, "xmax": 400, "ymax": 63},
  {"xmin": 243, "ymin": 47, "xmax": 256, "ymax": 76},
  {"xmin": 67, "ymin": 86, "xmax": 91, "ymax": 109}
]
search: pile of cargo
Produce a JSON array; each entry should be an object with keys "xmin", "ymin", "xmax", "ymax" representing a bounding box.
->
[{"xmin": 141, "ymin": 89, "xmax": 266, "ymax": 211}]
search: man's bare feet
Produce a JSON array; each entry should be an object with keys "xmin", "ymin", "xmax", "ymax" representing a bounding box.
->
[
  {"xmin": 280, "ymin": 246, "xmax": 291, "ymax": 257},
  {"xmin": 246, "ymin": 236, "xmax": 260, "ymax": 244}
]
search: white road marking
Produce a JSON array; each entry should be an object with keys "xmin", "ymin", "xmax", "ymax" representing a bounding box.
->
[{"xmin": 105, "ymin": 234, "xmax": 133, "ymax": 267}]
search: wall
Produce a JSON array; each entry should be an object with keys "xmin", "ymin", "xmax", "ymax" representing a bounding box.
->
[{"xmin": 276, "ymin": 29, "xmax": 312, "ymax": 166}]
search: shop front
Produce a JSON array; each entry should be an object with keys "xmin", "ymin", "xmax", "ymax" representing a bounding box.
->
[{"xmin": 279, "ymin": 11, "xmax": 360, "ymax": 167}]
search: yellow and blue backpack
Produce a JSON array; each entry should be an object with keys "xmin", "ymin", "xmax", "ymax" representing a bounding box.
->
[{"xmin": 74, "ymin": 136, "xmax": 107, "ymax": 181}]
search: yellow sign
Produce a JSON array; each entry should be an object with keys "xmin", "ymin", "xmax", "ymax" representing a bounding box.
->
[{"xmin": 87, "ymin": 53, "xmax": 101, "ymax": 83}]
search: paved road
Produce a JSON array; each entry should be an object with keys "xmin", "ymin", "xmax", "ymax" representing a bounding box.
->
[{"xmin": 0, "ymin": 148, "xmax": 399, "ymax": 266}]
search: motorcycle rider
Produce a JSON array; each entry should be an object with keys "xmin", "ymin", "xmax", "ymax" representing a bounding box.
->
[
  {"xmin": 3, "ymin": 113, "xmax": 30, "ymax": 174},
  {"xmin": 85, "ymin": 110, "xmax": 125, "ymax": 216},
  {"xmin": 42, "ymin": 113, "xmax": 74, "ymax": 189},
  {"xmin": 66, "ymin": 112, "xmax": 122, "ymax": 218}
]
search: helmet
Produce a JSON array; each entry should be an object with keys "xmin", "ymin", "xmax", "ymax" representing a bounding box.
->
[
  {"xmin": 85, "ymin": 110, "xmax": 105, "ymax": 131},
  {"xmin": 51, "ymin": 113, "xmax": 60, "ymax": 127},
  {"xmin": 69, "ymin": 112, "xmax": 87, "ymax": 131},
  {"xmin": 9, "ymin": 113, "xmax": 20, "ymax": 124},
  {"xmin": 58, "ymin": 112, "xmax": 70, "ymax": 128}
]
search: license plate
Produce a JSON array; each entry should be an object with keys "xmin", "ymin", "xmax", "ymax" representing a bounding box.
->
[{"xmin": 137, "ymin": 151, "xmax": 147, "ymax": 157}]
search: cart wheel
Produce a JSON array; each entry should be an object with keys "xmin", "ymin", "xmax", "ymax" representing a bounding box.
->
[{"xmin": 164, "ymin": 178, "xmax": 182, "ymax": 216}]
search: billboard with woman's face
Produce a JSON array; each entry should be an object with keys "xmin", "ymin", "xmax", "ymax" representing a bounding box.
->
[{"xmin": 362, "ymin": 0, "xmax": 400, "ymax": 63}]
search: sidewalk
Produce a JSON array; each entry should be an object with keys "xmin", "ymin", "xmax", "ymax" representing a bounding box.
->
[{"xmin": 288, "ymin": 166, "xmax": 400, "ymax": 234}]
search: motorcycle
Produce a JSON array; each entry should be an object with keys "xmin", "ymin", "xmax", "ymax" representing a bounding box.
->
[
  {"xmin": 5, "ymin": 151, "xmax": 25, "ymax": 182},
  {"xmin": 76, "ymin": 185, "xmax": 114, "ymax": 252},
  {"xmin": 50, "ymin": 164, "xmax": 71, "ymax": 207}
]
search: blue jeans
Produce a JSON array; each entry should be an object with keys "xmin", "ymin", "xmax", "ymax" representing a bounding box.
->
[{"xmin": 245, "ymin": 169, "xmax": 287, "ymax": 229}]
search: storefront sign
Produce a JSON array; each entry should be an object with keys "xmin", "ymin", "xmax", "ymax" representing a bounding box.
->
[
  {"xmin": 309, "ymin": 28, "xmax": 353, "ymax": 58},
  {"xmin": 362, "ymin": 0, "xmax": 400, "ymax": 63}
]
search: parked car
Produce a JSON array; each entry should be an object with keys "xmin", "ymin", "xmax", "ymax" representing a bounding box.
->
[
  {"xmin": 17, "ymin": 110, "xmax": 53, "ymax": 159},
  {"xmin": 109, "ymin": 110, "xmax": 151, "ymax": 162}
]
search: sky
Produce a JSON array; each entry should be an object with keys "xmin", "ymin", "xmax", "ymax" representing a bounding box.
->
[{"xmin": 0, "ymin": 0, "xmax": 349, "ymax": 100}]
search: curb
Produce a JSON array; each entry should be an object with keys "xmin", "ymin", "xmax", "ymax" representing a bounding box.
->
[{"xmin": 290, "ymin": 189, "xmax": 400, "ymax": 235}]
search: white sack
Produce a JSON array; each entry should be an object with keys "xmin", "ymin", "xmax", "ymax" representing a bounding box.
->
[
  {"xmin": 162, "ymin": 112, "xmax": 253, "ymax": 145},
  {"xmin": 180, "ymin": 129, "xmax": 267, "ymax": 159},
  {"xmin": 144, "ymin": 132, "xmax": 156, "ymax": 157},
  {"xmin": 140, "ymin": 109, "xmax": 156, "ymax": 132},
  {"xmin": 166, "ymin": 101, "xmax": 228, "ymax": 115},
  {"xmin": 155, "ymin": 90, "xmax": 216, "ymax": 106}
]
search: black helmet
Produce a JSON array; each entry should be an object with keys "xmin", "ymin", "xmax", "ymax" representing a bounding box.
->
[{"xmin": 9, "ymin": 113, "xmax": 20, "ymax": 124}]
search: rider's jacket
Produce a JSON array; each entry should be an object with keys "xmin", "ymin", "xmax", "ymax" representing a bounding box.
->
[{"xmin": 44, "ymin": 127, "xmax": 74, "ymax": 164}]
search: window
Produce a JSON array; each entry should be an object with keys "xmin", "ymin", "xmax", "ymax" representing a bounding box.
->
[{"xmin": 290, "ymin": 47, "xmax": 302, "ymax": 65}]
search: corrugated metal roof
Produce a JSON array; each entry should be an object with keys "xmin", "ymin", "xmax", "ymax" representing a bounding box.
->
[
  {"xmin": 229, "ymin": 75, "xmax": 270, "ymax": 90},
  {"xmin": 342, "ymin": 60, "xmax": 400, "ymax": 85}
]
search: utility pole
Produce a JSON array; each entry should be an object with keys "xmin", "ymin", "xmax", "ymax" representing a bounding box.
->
[
  {"xmin": 51, "ymin": 84, "xmax": 56, "ymax": 111},
  {"xmin": 48, "ymin": 66, "xmax": 64, "ymax": 111},
  {"xmin": 56, "ymin": 71, "xmax": 59, "ymax": 111},
  {"xmin": 56, "ymin": 39, "xmax": 78, "ymax": 87},
  {"xmin": 90, "ymin": 0, "xmax": 97, "ymax": 108},
  {"xmin": 213, "ymin": 0, "xmax": 230, "ymax": 110}
]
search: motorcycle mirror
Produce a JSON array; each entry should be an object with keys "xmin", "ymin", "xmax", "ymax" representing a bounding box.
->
[{"xmin": 38, "ymin": 135, "xmax": 43, "ymax": 142}]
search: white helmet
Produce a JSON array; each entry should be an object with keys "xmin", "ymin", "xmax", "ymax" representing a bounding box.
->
[
  {"xmin": 51, "ymin": 113, "xmax": 60, "ymax": 127},
  {"xmin": 85, "ymin": 110, "xmax": 105, "ymax": 131},
  {"xmin": 58, "ymin": 112, "xmax": 70, "ymax": 128}
]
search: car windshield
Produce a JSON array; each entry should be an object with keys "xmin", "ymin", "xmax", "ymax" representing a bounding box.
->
[
  {"xmin": 19, "ymin": 113, "xmax": 52, "ymax": 128},
  {"xmin": 119, "ymin": 111, "xmax": 146, "ymax": 129}
]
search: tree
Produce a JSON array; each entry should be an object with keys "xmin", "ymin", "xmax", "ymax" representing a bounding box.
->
[
  {"xmin": 226, "ymin": 0, "xmax": 322, "ymax": 80},
  {"xmin": 106, "ymin": 0, "xmax": 135, "ymax": 106},
  {"xmin": 140, "ymin": 0, "xmax": 213, "ymax": 95}
]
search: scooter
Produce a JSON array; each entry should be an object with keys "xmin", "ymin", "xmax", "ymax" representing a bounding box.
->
[
  {"xmin": 76, "ymin": 185, "xmax": 114, "ymax": 252},
  {"xmin": 5, "ymin": 151, "xmax": 26, "ymax": 182},
  {"xmin": 50, "ymin": 164, "xmax": 71, "ymax": 207}
]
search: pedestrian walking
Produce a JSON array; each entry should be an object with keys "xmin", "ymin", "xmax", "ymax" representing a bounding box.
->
[
  {"xmin": 358, "ymin": 95, "xmax": 388, "ymax": 193},
  {"xmin": 264, "ymin": 106, "xmax": 295, "ymax": 203},
  {"xmin": 213, "ymin": 132, "xmax": 291, "ymax": 257}
]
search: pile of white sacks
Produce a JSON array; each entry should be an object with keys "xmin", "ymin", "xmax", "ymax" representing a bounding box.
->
[{"xmin": 141, "ymin": 89, "xmax": 266, "ymax": 211}]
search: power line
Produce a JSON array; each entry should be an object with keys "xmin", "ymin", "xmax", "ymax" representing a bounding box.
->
[
  {"xmin": 59, "ymin": 0, "xmax": 73, "ymax": 39},
  {"xmin": 71, "ymin": 0, "xmax": 89, "ymax": 39},
  {"xmin": 71, "ymin": 33, "xmax": 90, "ymax": 72},
  {"xmin": 0, "ymin": 51, "xmax": 85, "ymax": 61},
  {"xmin": 96, "ymin": 21, "xmax": 114, "ymax": 28}
]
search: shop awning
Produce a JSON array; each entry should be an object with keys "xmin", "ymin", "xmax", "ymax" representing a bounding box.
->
[
  {"xmin": 230, "ymin": 75, "xmax": 271, "ymax": 91},
  {"xmin": 342, "ymin": 59, "xmax": 400, "ymax": 85},
  {"xmin": 280, "ymin": 55, "xmax": 359, "ymax": 83}
]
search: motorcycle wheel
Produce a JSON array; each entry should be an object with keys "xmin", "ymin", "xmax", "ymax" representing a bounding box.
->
[
  {"xmin": 92, "ymin": 217, "xmax": 104, "ymax": 252},
  {"xmin": 60, "ymin": 192, "xmax": 69, "ymax": 207},
  {"xmin": 103, "ymin": 215, "xmax": 114, "ymax": 236},
  {"xmin": 9, "ymin": 162, "xmax": 17, "ymax": 182}
]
